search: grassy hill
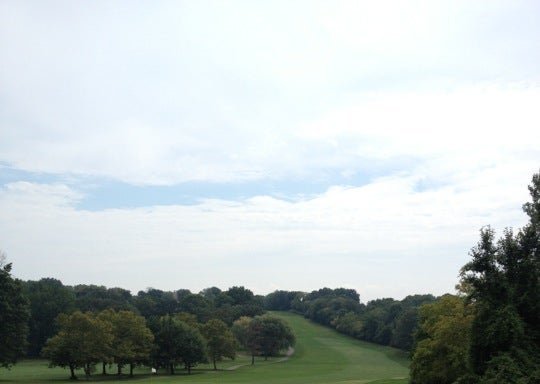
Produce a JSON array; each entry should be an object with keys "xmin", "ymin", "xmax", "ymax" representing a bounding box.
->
[{"xmin": 0, "ymin": 312, "xmax": 409, "ymax": 384}]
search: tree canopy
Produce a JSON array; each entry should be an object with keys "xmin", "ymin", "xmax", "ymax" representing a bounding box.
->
[
  {"xmin": 202, "ymin": 319, "xmax": 236, "ymax": 370},
  {"xmin": 41, "ymin": 311, "xmax": 113, "ymax": 379},
  {"xmin": 0, "ymin": 256, "xmax": 29, "ymax": 369}
]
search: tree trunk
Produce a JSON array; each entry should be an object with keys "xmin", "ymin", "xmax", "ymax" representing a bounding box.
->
[
  {"xmin": 117, "ymin": 364, "xmax": 122, "ymax": 375},
  {"xmin": 169, "ymin": 363, "xmax": 174, "ymax": 375},
  {"xmin": 213, "ymin": 357, "xmax": 217, "ymax": 370},
  {"xmin": 102, "ymin": 362, "xmax": 106, "ymax": 375},
  {"xmin": 85, "ymin": 363, "xmax": 91, "ymax": 378},
  {"xmin": 251, "ymin": 354, "xmax": 255, "ymax": 365},
  {"xmin": 129, "ymin": 363, "xmax": 134, "ymax": 377},
  {"xmin": 69, "ymin": 363, "xmax": 77, "ymax": 380},
  {"xmin": 187, "ymin": 364, "xmax": 191, "ymax": 375}
]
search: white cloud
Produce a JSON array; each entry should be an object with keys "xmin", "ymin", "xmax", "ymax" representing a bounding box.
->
[
  {"xmin": 1, "ymin": 1, "xmax": 539, "ymax": 300},
  {"xmin": 1, "ymin": 159, "xmax": 535, "ymax": 301},
  {"xmin": 1, "ymin": 2, "xmax": 539, "ymax": 184}
]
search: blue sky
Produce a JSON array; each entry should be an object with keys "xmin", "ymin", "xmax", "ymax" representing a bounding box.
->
[{"xmin": 1, "ymin": 1, "xmax": 539, "ymax": 301}]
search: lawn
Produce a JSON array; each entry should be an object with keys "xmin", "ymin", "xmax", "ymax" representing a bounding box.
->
[{"xmin": 0, "ymin": 312, "xmax": 409, "ymax": 384}]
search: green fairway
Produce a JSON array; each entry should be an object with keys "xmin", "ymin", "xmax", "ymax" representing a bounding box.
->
[{"xmin": 0, "ymin": 312, "xmax": 409, "ymax": 384}]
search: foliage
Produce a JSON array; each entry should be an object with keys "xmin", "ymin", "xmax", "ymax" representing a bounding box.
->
[
  {"xmin": 232, "ymin": 316, "xmax": 257, "ymax": 363},
  {"xmin": 251, "ymin": 315, "xmax": 295, "ymax": 359},
  {"xmin": 458, "ymin": 171, "xmax": 540, "ymax": 381},
  {"xmin": 264, "ymin": 290, "xmax": 303, "ymax": 311},
  {"xmin": 232, "ymin": 315, "xmax": 295, "ymax": 363},
  {"xmin": 22, "ymin": 278, "xmax": 75, "ymax": 357},
  {"xmin": 41, "ymin": 311, "xmax": 113, "ymax": 379},
  {"xmin": 286, "ymin": 287, "xmax": 434, "ymax": 352},
  {"xmin": 151, "ymin": 315, "xmax": 207, "ymax": 374},
  {"xmin": 410, "ymin": 295, "xmax": 473, "ymax": 384},
  {"xmin": 176, "ymin": 322, "xmax": 207, "ymax": 374},
  {"xmin": 0, "ymin": 259, "xmax": 29, "ymax": 369},
  {"xmin": 97, "ymin": 310, "xmax": 154, "ymax": 376},
  {"xmin": 202, "ymin": 319, "xmax": 236, "ymax": 370},
  {"xmin": 73, "ymin": 285, "xmax": 134, "ymax": 313}
]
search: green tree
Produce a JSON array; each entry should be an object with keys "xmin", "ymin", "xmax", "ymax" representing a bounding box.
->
[
  {"xmin": 410, "ymin": 295, "xmax": 473, "ymax": 384},
  {"xmin": 232, "ymin": 316, "xmax": 258, "ymax": 364},
  {"xmin": 459, "ymin": 171, "xmax": 540, "ymax": 380},
  {"xmin": 177, "ymin": 324, "xmax": 207, "ymax": 374},
  {"xmin": 252, "ymin": 315, "xmax": 295, "ymax": 360},
  {"xmin": 74, "ymin": 285, "xmax": 133, "ymax": 312},
  {"xmin": 23, "ymin": 278, "xmax": 75, "ymax": 357},
  {"xmin": 152, "ymin": 315, "xmax": 207, "ymax": 375},
  {"xmin": 42, "ymin": 311, "xmax": 113, "ymax": 379},
  {"xmin": 98, "ymin": 310, "xmax": 154, "ymax": 376},
  {"xmin": 0, "ymin": 256, "xmax": 29, "ymax": 368},
  {"xmin": 202, "ymin": 319, "xmax": 236, "ymax": 370}
]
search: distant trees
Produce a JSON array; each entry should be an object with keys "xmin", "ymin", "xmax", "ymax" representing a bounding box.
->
[
  {"xmin": 0, "ymin": 255, "xmax": 29, "ymax": 368},
  {"xmin": 277, "ymin": 286, "xmax": 434, "ymax": 352}
]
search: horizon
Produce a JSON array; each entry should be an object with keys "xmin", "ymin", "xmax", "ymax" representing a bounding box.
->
[{"xmin": 1, "ymin": 1, "xmax": 539, "ymax": 303}]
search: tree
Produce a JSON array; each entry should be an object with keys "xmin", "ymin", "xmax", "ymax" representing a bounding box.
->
[
  {"xmin": 133, "ymin": 289, "xmax": 177, "ymax": 319},
  {"xmin": 42, "ymin": 311, "xmax": 113, "ymax": 379},
  {"xmin": 176, "ymin": 324, "xmax": 207, "ymax": 374},
  {"xmin": 23, "ymin": 278, "xmax": 75, "ymax": 357},
  {"xmin": 225, "ymin": 286, "xmax": 255, "ymax": 306},
  {"xmin": 233, "ymin": 315, "xmax": 295, "ymax": 364},
  {"xmin": 73, "ymin": 285, "xmax": 134, "ymax": 313},
  {"xmin": 177, "ymin": 294, "xmax": 212, "ymax": 323},
  {"xmin": 459, "ymin": 171, "xmax": 540, "ymax": 380},
  {"xmin": 410, "ymin": 295, "xmax": 473, "ymax": 384},
  {"xmin": 0, "ymin": 256, "xmax": 29, "ymax": 368},
  {"xmin": 152, "ymin": 315, "xmax": 207, "ymax": 375},
  {"xmin": 252, "ymin": 316, "xmax": 295, "ymax": 360},
  {"xmin": 202, "ymin": 319, "xmax": 236, "ymax": 370},
  {"xmin": 97, "ymin": 310, "xmax": 153, "ymax": 376}
]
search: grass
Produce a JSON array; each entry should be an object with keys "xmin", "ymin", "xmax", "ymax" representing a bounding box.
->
[{"xmin": 0, "ymin": 312, "xmax": 410, "ymax": 384}]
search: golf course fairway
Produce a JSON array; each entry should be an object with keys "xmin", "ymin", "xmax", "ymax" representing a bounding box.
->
[{"xmin": 0, "ymin": 312, "xmax": 409, "ymax": 384}]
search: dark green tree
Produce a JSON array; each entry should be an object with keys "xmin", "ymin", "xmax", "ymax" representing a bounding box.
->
[
  {"xmin": 177, "ymin": 323, "xmax": 207, "ymax": 374},
  {"xmin": 252, "ymin": 315, "xmax": 295, "ymax": 360},
  {"xmin": 0, "ymin": 256, "xmax": 29, "ymax": 368},
  {"xmin": 73, "ymin": 285, "xmax": 133, "ymax": 313},
  {"xmin": 23, "ymin": 278, "xmax": 75, "ymax": 356},
  {"xmin": 458, "ymin": 170, "xmax": 540, "ymax": 382},
  {"xmin": 152, "ymin": 315, "xmax": 207, "ymax": 375}
]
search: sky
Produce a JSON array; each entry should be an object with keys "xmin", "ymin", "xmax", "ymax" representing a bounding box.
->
[{"xmin": 1, "ymin": 0, "xmax": 539, "ymax": 302}]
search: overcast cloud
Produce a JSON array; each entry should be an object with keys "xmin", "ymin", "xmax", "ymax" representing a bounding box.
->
[{"xmin": 1, "ymin": 1, "xmax": 539, "ymax": 301}]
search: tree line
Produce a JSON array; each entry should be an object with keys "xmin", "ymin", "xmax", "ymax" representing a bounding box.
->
[
  {"xmin": 264, "ymin": 288, "xmax": 436, "ymax": 351},
  {"xmin": 0, "ymin": 277, "xmax": 296, "ymax": 379}
]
